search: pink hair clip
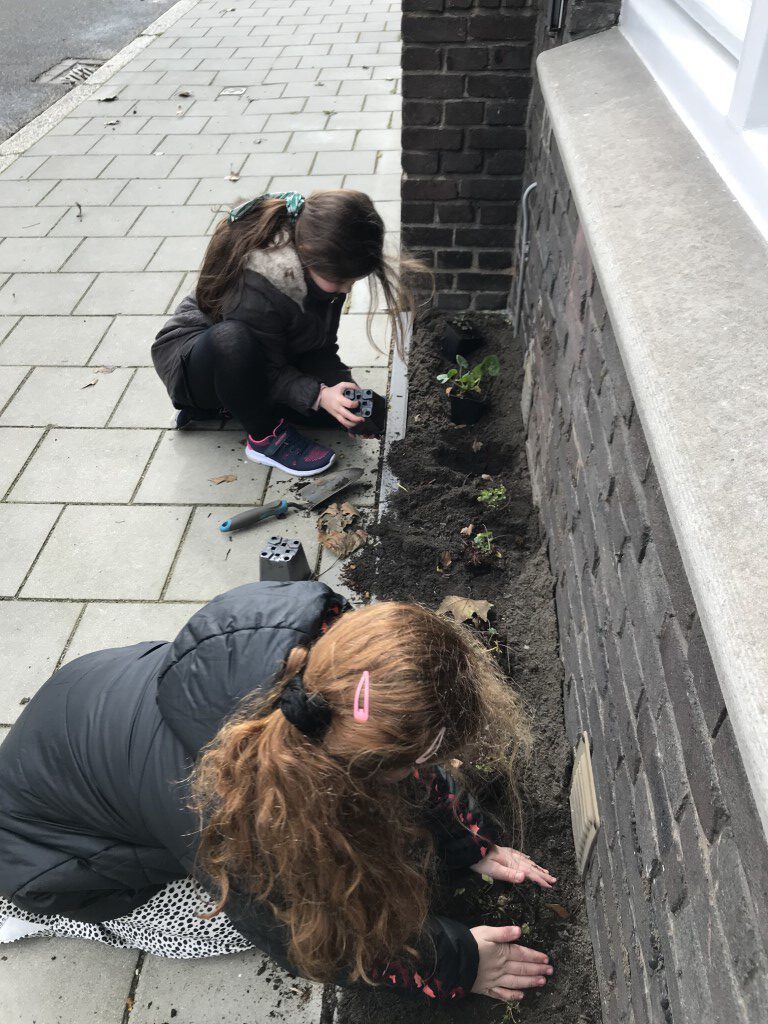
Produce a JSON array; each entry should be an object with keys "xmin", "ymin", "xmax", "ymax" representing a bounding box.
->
[{"xmin": 353, "ymin": 670, "xmax": 370, "ymax": 722}]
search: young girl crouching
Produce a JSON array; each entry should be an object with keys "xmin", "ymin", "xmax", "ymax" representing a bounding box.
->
[
  {"xmin": 152, "ymin": 189, "xmax": 414, "ymax": 478},
  {"xmin": 0, "ymin": 582, "xmax": 555, "ymax": 1003}
]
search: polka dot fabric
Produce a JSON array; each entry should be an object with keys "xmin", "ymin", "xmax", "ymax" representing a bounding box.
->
[{"xmin": 0, "ymin": 878, "xmax": 253, "ymax": 958}]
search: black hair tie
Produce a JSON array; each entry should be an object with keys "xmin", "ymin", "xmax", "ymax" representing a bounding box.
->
[{"xmin": 278, "ymin": 676, "xmax": 332, "ymax": 741}]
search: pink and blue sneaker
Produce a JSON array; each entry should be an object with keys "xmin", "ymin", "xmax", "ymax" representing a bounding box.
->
[{"xmin": 245, "ymin": 419, "xmax": 335, "ymax": 477}]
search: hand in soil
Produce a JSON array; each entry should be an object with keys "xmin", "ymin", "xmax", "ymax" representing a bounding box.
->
[
  {"xmin": 470, "ymin": 845, "xmax": 557, "ymax": 889},
  {"xmin": 318, "ymin": 381, "xmax": 366, "ymax": 429},
  {"xmin": 469, "ymin": 924, "xmax": 552, "ymax": 1002}
]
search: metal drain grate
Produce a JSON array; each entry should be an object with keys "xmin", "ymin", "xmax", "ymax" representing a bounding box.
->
[{"xmin": 36, "ymin": 59, "xmax": 103, "ymax": 86}]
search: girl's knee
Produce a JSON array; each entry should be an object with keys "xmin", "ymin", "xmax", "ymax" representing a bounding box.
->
[{"xmin": 207, "ymin": 320, "xmax": 258, "ymax": 361}]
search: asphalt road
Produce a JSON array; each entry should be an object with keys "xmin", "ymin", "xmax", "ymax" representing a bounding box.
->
[{"xmin": 0, "ymin": 0, "xmax": 179, "ymax": 142}]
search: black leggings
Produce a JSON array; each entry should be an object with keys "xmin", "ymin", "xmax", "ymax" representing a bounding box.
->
[{"xmin": 181, "ymin": 321, "xmax": 349, "ymax": 438}]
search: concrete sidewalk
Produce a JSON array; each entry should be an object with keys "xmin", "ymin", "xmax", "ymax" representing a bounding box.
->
[{"xmin": 0, "ymin": 0, "xmax": 401, "ymax": 1020}]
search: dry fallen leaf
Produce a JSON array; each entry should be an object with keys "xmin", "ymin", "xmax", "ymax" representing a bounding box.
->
[
  {"xmin": 176, "ymin": 105, "xmax": 184, "ymax": 117},
  {"xmin": 178, "ymin": 90, "xmax": 192, "ymax": 98},
  {"xmin": 81, "ymin": 379, "xmax": 97, "ymax": 389},
  {"xmin": 437, "ymin": 595, "xmax": 494, "ymax": 624},
  {"xmin": 481, "ymin": 473, "xmax": 493, "ymax": 481},
  {"xmin": 226, "ymin": 169, "xmax": 240, "ymax": 182},
  {"xmin": 317, "ymin": 501, "xmax": 368, "ymax": 558},
  {"xmin": 105, "ymin": 120, "xmax": 120, "ymax": 127},
  {"xmin": 544, "ymin": 903, "xmax": 571, "ymax": 920},
  {"xmin": 209, "ymin": 474, "xmax": 237, "ymax": 484},
  {"xmin": 459, "ymin": 523, "xmax": 474, "ymax": 537},
  {"xmin": 98, "ymin": 96, "xmax": 118, "ymax": 103},
  {"xmin": 439, "ymin": 550, "xmax": 453, "ymax": 569},
  {"xmin": 472, "ymin": 439, "xmax": 484, "ymax": 453},
  {"xmin": 94, "ymin": 365, "xmax": 115, "ymax": 374}
]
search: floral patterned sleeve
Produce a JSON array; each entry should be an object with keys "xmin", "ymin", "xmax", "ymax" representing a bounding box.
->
[
  {"xmin": 370, "ymin": 914, "xmax": 479, "ymax": 1001},
  {"xmin": 417, "ymin": 767, "xmax": 500, "ymax": 870}
]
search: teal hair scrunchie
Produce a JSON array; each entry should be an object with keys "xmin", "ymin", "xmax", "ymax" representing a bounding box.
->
[{"xmin": 227, "ymin": 190, "xmax": 306, "ymax": 225}]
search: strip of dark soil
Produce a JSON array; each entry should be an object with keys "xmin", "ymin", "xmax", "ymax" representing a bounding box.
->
[{"xmin": 340, "ymin": 313, "xmax": 600, "ymax": 1024}]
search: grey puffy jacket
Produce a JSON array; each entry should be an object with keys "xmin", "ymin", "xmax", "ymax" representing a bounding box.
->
[{"xmin": 0, "ymin": 582, "xmax": 492, "ymax": 999}]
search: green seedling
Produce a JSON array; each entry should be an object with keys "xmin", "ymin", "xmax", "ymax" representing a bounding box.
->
[
  {"xmin": 521, "ymin": 922, "xmax": 531, "ymax": 938},
  {"xmin": 437, "ymin": 353, "xmax": 500, "ymax": 398},
  {"xmin": 477, "ymin": 484, "xmax": 508, "ymax": 510},
  {"xmin": 502, "ymin": 1001, "xmax": 522, "ymax": 1024},
  {"xmin": 473, "ymin": 529, "xmax": 496, "ymax": 556}
]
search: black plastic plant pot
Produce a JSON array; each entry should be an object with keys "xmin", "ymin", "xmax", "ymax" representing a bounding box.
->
[
  {"xmin": 439, "ymin": 321, "xmax": 482, "ymax": 362},
  {"xmin": 449, "ymin": 391, "xmax": 486, "ymax": 425}
]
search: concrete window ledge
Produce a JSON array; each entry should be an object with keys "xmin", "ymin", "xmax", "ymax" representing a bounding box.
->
[{"xmin": 537, "ymin": 29, "xmax": 768, "ymax": 837}]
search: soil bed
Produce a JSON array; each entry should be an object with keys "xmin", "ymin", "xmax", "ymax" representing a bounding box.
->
[{"xmin": 339, "ymin": 313, "xmax": 600, "ymax": 1024}]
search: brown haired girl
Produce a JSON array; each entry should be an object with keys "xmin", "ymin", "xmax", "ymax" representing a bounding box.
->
[
  {"xmin": 0, "ymin": 581, "xmax": 554, "ymax": 1003},
  {"xmin": 152, "ymin": 189, "xmax": 411, "ymax": 477}
]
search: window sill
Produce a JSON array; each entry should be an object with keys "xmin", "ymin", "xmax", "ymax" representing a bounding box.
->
[{"xmin": 537, "ymin": 28, "xmax": 768, "ymax": 837}]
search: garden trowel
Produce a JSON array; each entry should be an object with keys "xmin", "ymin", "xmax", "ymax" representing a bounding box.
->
[{"xmin": 219, "ymin": 467, "xmax": 364, "ymax": 533}]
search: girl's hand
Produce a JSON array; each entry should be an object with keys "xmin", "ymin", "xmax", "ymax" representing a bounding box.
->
[
  {"xmin": 470, "ymin": 846, "xmax": 557, "ymax": 888},
  {"xmin": 319, "ymin": 381, "xmax": 366, "ymax": 430},
  {"xmin": 470, "ymin": 924, "xmax": 552, "ymax": 1001}
]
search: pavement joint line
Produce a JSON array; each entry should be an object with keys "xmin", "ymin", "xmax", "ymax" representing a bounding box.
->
[
  {"xmin": 0, "ymin": 0, "xmax": 201, "ymax": 162},
  {"xmin": 0, "ymin": 365, "xmax": 33, "ymax": 417},
  {"xmin": 105, "ymin": 366, "xmax": 139, "ymax": 427},
  {"xmin": 13, "ymin": 500, "xmax": 67, "ymax": 599},
  {"xmin": 0, "ymin": 424, "xmax": 51, "ymax": 503},
  {"xmin": 120, "ymin": 951, "xmax": 147, "ymax": 1024},
  {"xmin": 127, "ymin": 428, "xmax": 167, "ymax": 503},
  {"xmin": 54, "ymin": 601, "xmax": 89, "ymax": 674},
  {"xmin": 158, "ymin": 504, "xmax": 197, "ymax": 601}
]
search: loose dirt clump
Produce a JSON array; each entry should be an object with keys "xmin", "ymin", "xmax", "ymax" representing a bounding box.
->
[{"xmin": 340, "ymin": 312, "xmax": 601, "ymax": 1024}]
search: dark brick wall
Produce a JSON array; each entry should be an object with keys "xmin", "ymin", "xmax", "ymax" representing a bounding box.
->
[
  {"xmin": 518, "ymin": 96, "xmax": 768, "ymax": 1024},
  {"xmin": 400, "ymin": 0, "xmax": 538, "ymax": 311}
]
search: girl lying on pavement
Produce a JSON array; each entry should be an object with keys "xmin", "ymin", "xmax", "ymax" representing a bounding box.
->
[
  {"xmin": 153, "ymin": 189, "xmax": 415, "ymax": 477},
  {"xmin": 0, "ymin": 581, "xmax": 555, "ymax": 1003}
]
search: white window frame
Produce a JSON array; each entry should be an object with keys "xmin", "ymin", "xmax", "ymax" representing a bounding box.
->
[{"xmin": 621, "ymin": 0, "xmax": 768, "ymax": 240}]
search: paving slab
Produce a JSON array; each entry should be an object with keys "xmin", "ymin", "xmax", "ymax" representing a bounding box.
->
[
  {"xmin": 9, "ymin": 427, "xmax": 159, "ymax": 503},
  {"xmin": 63, "ymin": 237, "xmax": 163, "ymax": 273},
  {"xmin": 75, "ymin": 272, "xmax": 184, "ymax": 315},
  {"xmin": 135, "ymin": 430, "xmax": 269, "ymax": 505},
  {"xmin": 88, "ymin": 315, "xmax": 165, "ymax": 366},
  {"xmin": 0, "ymin": 503, "xmax": 61, "ymax": 596},
  {"xmin": 109, "ymin": 368, "xmax": 178, "ymax": 428},
  {"xmin": 0, "ymin": 938, "xmax": 139, "ymax": 1024},
  {"xmin": 0, "ymin": 237, "xmax": 79, "ymax": 274},
  {"xmin": 0, "ymin": 273, "xmax": 95, "ymax": 316},
  {"xmin": 0, "ymin": 427, "xmax": 44, "ymax": 496},
  {"xmin": 0, "ymin": 316, "xmax": 111, "ymax": 365},
  {"xmin": 0, "ymin": 600, "xmax": 82, "ymax": 722},
  {"xmin": 0, "ymin": 366, "xmax": 29, "ymax": 409},
  {"xmin": 64, "ymin": 600, "xmax": 203, "ymax": 663},
  {"xmin": 164, "ymin": 502, "xmax": 321, "ymax": 602},
  {"xmin": 0, "ymin": 366, "xmax": 133, "ymax": 427},
  {"xmin": 21, "ymin": 504, "xmax": 190, "ymax": 600},
  {"xmin": 130, "ymin": 950, "xmax": 323, "ymax": 1024}
]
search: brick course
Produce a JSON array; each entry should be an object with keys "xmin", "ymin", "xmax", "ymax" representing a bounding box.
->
[
  {"xmin": 518, "ymin": 36, "xmax": 768, "ymax": 1022},
  {"xmin": 400, "ymin": 0, "xmax": 537, "ymax": 309}
]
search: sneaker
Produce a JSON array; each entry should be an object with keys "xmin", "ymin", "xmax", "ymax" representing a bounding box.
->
[{"xmin": 245, "ymin": 419, "xmax": 335, "ymax": 477}]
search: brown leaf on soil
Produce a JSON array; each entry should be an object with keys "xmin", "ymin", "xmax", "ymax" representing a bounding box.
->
[
  {"xmin": 317, "ymin": 501, "xmax": 368, "ymax": 558},
  {"xmin": 481, "ymin": 473, "xmax": 493, "ymax": 481},
  {"xmin": 209, "ymin": 474, "xmax": 237, "ymax": 484},
  {"xmin": 439, "ymin": 550, "xmax": 452, "ymax": 569},
  {"xmin": 459, "ymin": 523, "xmax": 474, "ymax": 537},
  {"xmin": 544, "ymin": 902, "xmax": 571, "ymax": 920},
  {"xmin": 471, "ymin": 439, "xmax": 483, "ymax": 452},
  {"xmin": 437, "ymin": 596, "xmax": 494, "ymax": 624}
]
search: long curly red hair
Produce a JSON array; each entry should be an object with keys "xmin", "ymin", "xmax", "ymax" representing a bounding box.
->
[{"xmin": 191, "ymin": 602, "xmax": 529, "ymax": 983}]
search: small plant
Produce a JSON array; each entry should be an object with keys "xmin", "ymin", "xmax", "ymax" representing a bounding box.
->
[
  {"xmin": 477, "ymin": 484, "xmax": 507, "ymax": 510},
  {"xmin": 437, "ymin": 353, "xmax": 500, "ymax": 398},
  {"xmin": 473, "ymin": 529, "xmax": 496, "ymax": 556}
]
